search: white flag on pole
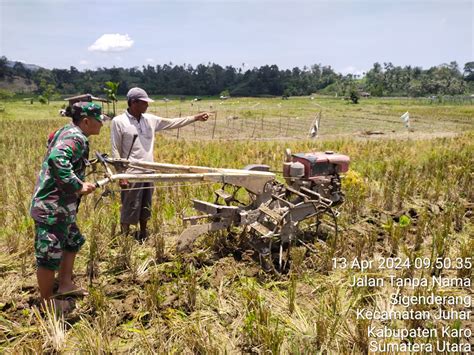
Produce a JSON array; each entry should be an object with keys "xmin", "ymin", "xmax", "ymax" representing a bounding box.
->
[
  {"xmin": 310, "ymin": 115, "xmax": 320, "ymax": 137},
  {"xmin": 400, "ymin": 111, "xmax": 410, "ymax": 128}
]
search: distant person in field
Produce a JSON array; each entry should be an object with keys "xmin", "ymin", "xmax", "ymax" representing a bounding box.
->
[
  {"xmin": 30, "ymin": 102, "xmax": 104, "ymax": 308},
  {"xmin": 111, "ymin": 87, "xmax": 210, "ymax": 242}
]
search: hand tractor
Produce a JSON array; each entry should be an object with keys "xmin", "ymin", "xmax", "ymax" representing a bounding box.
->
[{"xmin": 94, "ymin": 149, "xmax": 350, "ymax": 272}]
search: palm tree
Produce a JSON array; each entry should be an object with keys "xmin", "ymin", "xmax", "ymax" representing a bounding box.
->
[{"xmin": 103, "ymin": 81, "xmax": 119, "ymax": 116}]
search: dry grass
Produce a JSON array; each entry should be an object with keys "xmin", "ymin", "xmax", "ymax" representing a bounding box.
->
[{"xmin": 0, "ymin": 98, "xmax": 472, "ymax": 352}]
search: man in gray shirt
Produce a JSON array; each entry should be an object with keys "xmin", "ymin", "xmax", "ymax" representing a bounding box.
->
[{"xmin": 111, "ymin": 87, "xmax": 209, "ymax": 241}]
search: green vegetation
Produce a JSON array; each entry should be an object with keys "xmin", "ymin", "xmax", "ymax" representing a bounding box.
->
[
  {"xmin": 103, "ymin": 81, "xmax": 119, "ymax": 116},
  {"xmin": 365, "ymin": 61, "xmax": 469, "ymax": 97},
  {"xmin": 1, "ymin": 56, "xmax": 473, "ymax": 99},
  {"xmin": 0, "ymin": 98, "xmax": 472, "ymax": 352}
]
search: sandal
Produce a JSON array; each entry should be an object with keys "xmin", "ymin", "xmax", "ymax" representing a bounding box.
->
[{"xmin": 53, "ymin": 288, "xmax": 89, "ymax": 299}]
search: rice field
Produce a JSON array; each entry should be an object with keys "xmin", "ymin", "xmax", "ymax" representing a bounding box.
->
[{"xmin": 0, "ymin": 97, "xmax": 472, "ymax": 353}]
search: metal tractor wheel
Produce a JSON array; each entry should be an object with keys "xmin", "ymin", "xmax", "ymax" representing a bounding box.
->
[
  {"xmin": 248, "ymin": 198, "xmax": 340, "ymax": 273},
  {"xmin": 246, "ymin": 193, "xmax": 295, "ymax": 273}
]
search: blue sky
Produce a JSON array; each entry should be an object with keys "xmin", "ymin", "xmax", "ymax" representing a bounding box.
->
[{"xmin": 1, "ymin": 0, "xmax": 472, "ymax": 75}]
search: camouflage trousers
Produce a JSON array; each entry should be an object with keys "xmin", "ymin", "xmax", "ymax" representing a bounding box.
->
[{"xmin": 34, "ymin": 222, "xmax": 85, "ymax": 270}]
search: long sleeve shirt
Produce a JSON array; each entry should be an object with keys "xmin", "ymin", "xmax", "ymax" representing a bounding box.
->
[
  {"xmin": 111, "ymin": 110, "xmax": 197, "ymax": 172},
  {"xmin": 30, "ymin": 124, "xmax": 89, "ymax": 225}
]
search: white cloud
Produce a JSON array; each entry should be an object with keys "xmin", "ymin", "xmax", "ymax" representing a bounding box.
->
[
  {"xmin": 88, "ymin": 34, "xmax": 134, "ymax": 52},
  {"xmin": 145, "ymin": 58, "xmax": 155, "ymax": 63},
  {"xmin": 79, "ymin": 59, "xmax": 89, "ymax": 65}
]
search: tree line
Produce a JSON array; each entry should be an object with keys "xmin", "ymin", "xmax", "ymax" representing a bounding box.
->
[{"xmin": 0, "ymin": 56, "xmax": 473, "ymax": 100}]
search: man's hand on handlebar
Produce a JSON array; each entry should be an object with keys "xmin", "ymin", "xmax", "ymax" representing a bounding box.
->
[{"xmin": 79, "ymin": 182, "xmax": 96, "ymax": 195}]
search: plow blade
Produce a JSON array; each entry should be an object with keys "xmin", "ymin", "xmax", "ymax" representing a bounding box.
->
[{"xmin": 176, "ymin": 221, "xmax": 231, "ymax": 252}]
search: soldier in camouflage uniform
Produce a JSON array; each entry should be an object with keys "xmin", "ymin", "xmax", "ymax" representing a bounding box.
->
[{"xmin": 30, "ymin": 102, "xmax": 104, "ymax": 304}]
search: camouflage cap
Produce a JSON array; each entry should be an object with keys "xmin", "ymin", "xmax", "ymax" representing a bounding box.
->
[{"xmin": 73, "ymin": 102, "xmax": 104, "ymax": 122}]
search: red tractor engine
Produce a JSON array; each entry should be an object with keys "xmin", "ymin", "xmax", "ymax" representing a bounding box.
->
[{"xmin": 283, "ymin": 150, "xmax": 350, "ymax": 206}]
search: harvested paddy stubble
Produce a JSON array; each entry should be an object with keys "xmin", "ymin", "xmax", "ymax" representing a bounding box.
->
[{"xmin": 0, "ymin": 99, "xmax": 472, "ymax": 352}]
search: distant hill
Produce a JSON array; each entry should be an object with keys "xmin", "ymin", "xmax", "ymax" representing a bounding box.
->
[
  {"xmin": 6, "ymin": 60, "xmax": 42, "ymax": 71},
  {"xmin": 0, "ymin": 76, "xmax": 38, "ymax": 93}
]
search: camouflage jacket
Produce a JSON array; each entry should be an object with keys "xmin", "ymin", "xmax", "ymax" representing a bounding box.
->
[{"xmin": 30, "ymin": 124, "xmax": 89, "ymax": 225}]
